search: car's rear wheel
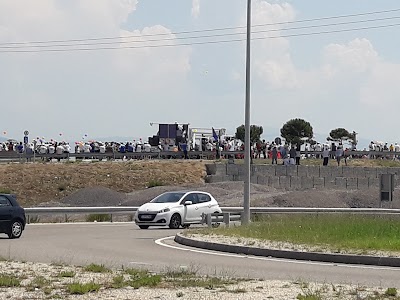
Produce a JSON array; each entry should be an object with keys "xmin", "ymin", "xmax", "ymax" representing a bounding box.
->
[
  {"xmin": 169, "ymin": 214, "xmax": 181, "ymax": 229},
  {"xmin": 8, "ymin": 220, "xmax": 23, "ymax": 239},
  {"xmin": 138, "ymin": 225, "xmax": 149, "ymax": 229}
]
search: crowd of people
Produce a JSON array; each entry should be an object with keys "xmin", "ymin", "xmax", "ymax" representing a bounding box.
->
[{"xmin": 1, "ymin": 136, "xmax": 400, "ymax": 166}]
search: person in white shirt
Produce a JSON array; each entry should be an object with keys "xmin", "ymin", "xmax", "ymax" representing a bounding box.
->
[
  {"xmin": 83, "ymin": 143, "xmax": 91, "ymax": 153},
  {"xmin": 56, "ymin": 144, "xmax": 64, "ymax": 155},
  {"xmin": 99, "ymin": 144, "xmax": 106, "ymax": 154},
  {"xmin": 315, "ymin": 143, "xmax": 321, "ymax": 159},
  {"xmin": 63, "ymin": 143, "xmax": 71, "ymax": 153},
  {"xmin": 136, "ymin": 142, "xmax": 142, "ymax": 152},
  {"xmin": 39, "ymin": 144, "xmax": 47, "ymax": 154},
  {"xmin": 143, "ymin": 142, "xmax": 151, "ymax": 152},
  {"xmin": 48, "ymin": 144, "xmax": 55, "ymax": 154}
]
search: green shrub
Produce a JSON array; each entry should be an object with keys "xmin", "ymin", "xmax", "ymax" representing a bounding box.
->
[
  {"xmin": 147, "ymin": 179, "xmax": 164, "ymax": 188},
  {"xmin": 26, "ymin": 276, "xmax": 51, "ymax": 291},
  {"xmin": 0, "ymin": 274, "xmax": 21, "ymax": 287},
  {"xmin": 84, "ymin": 264, "xmax": 110, "ymax": 273},
  {"xmin": 67, "ymin": 282, "xmax": 101, "ymax": 294},
  {"xmin": 59, "ymin": 271, "xmax": 75, "ymax": 278},
  {"xmin": 86, "ymin": 214, "xmax": 111, "ymax": 222},
  {"xmin": 111, "ymin": 275, "xmax": 126, "ymax": 288},
  {"xmin": 0, "ymin": 188, "xmax": 12, "ymax": 194},
  {"xmin": 127, "ymin": 274, "xmax": 162, "ymax": 289},
  {"xmin": 385, "ymin": 287, "xmax": 397, "ymax": 296}
]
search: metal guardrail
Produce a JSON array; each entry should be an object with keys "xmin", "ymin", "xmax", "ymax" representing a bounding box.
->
[
  {"xmin": 220, "ymin": 207, "xmax": 400, "ymax": 214},
  {"xmin": 25, "ymin": 206, "xmax": 139, "ymax": 214},
  {"xmin": 1, "ymin": 149, "xmax": 400, "ymax": 161},
  {"xmin": 24, "ymin": 206, "xmax": 400, "ymax": 224},
  {"xmin": 0, "ymin": 150, "xmax": 241, "ymax": 161}
]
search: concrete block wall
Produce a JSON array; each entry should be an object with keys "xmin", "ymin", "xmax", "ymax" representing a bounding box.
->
[{"xmin": 205, "ymin": 163, "xmax": 400, "ymax": 190}]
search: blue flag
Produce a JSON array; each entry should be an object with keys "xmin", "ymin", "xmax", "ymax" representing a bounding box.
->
[{"xmin": 212, "ymin": 127, "xmax": 218, "ymax": 142}]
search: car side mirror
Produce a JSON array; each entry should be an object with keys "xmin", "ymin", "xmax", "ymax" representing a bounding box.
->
[{"xmin": 184, "ymin": 201, "xmax": 192, "ymax": 206}]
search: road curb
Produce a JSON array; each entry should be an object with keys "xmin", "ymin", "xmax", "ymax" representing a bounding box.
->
[{"xmin": 174, "ymin": 233, "xmax": 400, "ymax": 267}]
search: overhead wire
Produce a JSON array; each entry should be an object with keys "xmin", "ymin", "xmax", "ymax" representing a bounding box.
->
[
  {"xmin": 0, "ymin": 7, "xmax": 399, "ymax": 47},
  {"xmin": 0, "ymin": 22, "xmax": 399, "ymax": 53},
  {"xmin": 0, "ymin": 7, "xmax": 399, "ymax": 53},
  {"xmin": 0, "ymin": 15, "xmax": 399, "ymax": 49}
]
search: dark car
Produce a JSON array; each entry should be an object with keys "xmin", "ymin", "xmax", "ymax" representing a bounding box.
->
[{"xmin": 0, "ymin": 194, "xmax": 26, "ymax": 239}]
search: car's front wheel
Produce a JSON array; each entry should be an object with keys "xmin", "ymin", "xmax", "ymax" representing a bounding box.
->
[
  {"xmin": 8, "ymin": 220, "xmax": 23, "ymax": 239},
  {"xmin": 169, "ymin": 213, "xmax": 181, "ymax": 229},
  {"xmin": 138, "ymin": 225, "xmax": 149, "ymax": 229}
]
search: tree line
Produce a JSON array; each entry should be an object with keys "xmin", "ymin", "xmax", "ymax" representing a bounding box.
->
[{"xmin": 235, "ymin": 118, "xmax": 357, "ymax": 147}]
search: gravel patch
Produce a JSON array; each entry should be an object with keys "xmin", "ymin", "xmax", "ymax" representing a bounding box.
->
[
  {"xmin": 45, "ymin": 182, "xmax": 392, "ymax": 209},
  {"xmin": 59, "ymin": 187, "xmax": 128, "ymax": 207},
  {"xmin": 0, "ymin": 261, "xmax": 393, "ymax": 299}
]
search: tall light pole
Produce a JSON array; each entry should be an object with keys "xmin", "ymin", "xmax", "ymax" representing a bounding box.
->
[{"xmin": 243, "ymin": 0, "xmax": 252, "ymax": 224}]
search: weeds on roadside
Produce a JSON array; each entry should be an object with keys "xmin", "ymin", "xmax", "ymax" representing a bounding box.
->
[
  {"xmin": 0, "ymin": 187, "xmax": 12, "ymax": 194},
  {"xmin": 85, "ymin": 214, "xmax": 111, "ymax": 222},
  {"xmin": 385, "ymin": 287, "xmax": 398, "ymax": 297},
  {"xmin": 26, "ymin": 275, "xmax": 51, "ymax": 291},
  {"xmin": 84, "ymin": 264, "xmax": 110, "ymax": 273},
  {"xmin": 58, "ymin": 271, "xmax": 75, "ymax": 278},
  {"xmin": 147, "ymin": 179, "xmax": 164, "ymax": 188},
  {"xmin": 66, "ymin": 282, "xmax": 101, "ymax": 294},
  {"xmin": 0, "ymin": 274, "xmax": 21, "ymax": 287}
]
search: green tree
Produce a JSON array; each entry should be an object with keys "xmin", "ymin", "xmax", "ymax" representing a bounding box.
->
[
  {"xmin": 280, "ymin": 118, "xmax": 313, "ymax": 145},
  {"xmin": 235, "ymin": 125, "xmax": 263, "ymax": 144},
  {"xmin": 328, "ymin": 128, "xmax": 355, "ymax": 144}
]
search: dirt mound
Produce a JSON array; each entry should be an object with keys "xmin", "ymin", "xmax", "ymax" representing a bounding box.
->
[
  {"xmin": 59, "ymin": 187, "xmax": 127, "ymax": 207},
  {"xmin": 1, "ymin": 160, "xmax": 397, "ymax": 209},
  {"xmin": 0, "ymin": 160, "xmax": 207, "ymax": 206},
  {"xmin": 56, "ymin": 183, "xmax": 392, "ymax": 209}
]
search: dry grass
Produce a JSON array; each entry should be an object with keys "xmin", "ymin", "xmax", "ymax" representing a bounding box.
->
[
  {"xmin": 1, "ymin": 158, "xmax": 397, "ymax": 207},
  {"xmin": 0, "ymin": 160, "xmax": 207, "ymax": 206}
]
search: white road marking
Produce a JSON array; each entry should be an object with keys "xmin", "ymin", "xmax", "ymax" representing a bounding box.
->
[{"xmin": 155, "ymin": 236, "xmax": 400, "ymax": 272}]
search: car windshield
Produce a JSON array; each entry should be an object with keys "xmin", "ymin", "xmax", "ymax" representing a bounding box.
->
[{"xmin": 150, "ymin": 192, "xmax": 185, "ymax": 203}]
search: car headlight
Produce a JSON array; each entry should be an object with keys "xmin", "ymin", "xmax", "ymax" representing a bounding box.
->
[{"xmin": 158, "ymin": 208, "xmax": 170, "ymax": 213}]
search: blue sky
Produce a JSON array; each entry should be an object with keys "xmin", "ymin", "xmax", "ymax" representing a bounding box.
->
[{"xmin": 1, "ymin": 0, "xmax": 400, "ymax": 148}]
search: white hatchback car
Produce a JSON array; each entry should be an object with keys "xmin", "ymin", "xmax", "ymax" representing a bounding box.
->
[{"xmin": 134, "ymin": 191, "xmax": 222, "ymax": 229}]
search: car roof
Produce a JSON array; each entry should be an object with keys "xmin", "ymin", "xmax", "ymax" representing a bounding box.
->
[{"xmin": 164, "ymin": 190, "xmax": 210, "ymax": 195}]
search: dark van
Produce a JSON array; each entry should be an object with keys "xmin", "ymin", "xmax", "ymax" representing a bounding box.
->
[{"xmin": 0, "ymin": 194, "xmax": 26, "ymax": 239}]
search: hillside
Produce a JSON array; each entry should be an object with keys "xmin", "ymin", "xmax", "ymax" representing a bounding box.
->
[
  {"xmin": 0, "ymin": 159, "xmax": 398, "ymax": 208},
  {"xmin": 0, "ymin": 160, "xmax": 206, "ymax": 206}
]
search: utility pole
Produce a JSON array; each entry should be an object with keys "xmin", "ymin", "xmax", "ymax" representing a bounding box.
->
[{"xmin": 243, "ymin": 0, "xmax": 252, "ymax": 225}]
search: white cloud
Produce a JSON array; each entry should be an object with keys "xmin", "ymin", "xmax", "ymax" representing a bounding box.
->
[
  {"xmin": 242, "ymin": 2, "xmax": 400, "ymax": 142},
  {"xmin": 250, "ymin": 0, "xmax": 298, "ymax": 89},
  {"xmin": 0, "ymin": 0, "xmax": 192, "ymax": 140},
  {"xmin": 322, "ymin": 38, "xmax": 379, "ymax": 76},
  {"xmin": 191, "ymin": 0, "xmax": 200, "ymax": 19},
  {"xmin": 360, "ymin": 62, "xmax": 400, "ymax": 107}
]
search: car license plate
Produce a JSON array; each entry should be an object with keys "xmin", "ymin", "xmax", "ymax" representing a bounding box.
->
[{"xmin": 141, "ymin": 215, "xmax": 152, "ymax": 220}]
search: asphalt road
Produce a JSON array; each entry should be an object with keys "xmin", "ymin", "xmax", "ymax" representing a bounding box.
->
[{"xmin": 0, "ymin": 223, "xmax": 399, "ymax": 287}]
